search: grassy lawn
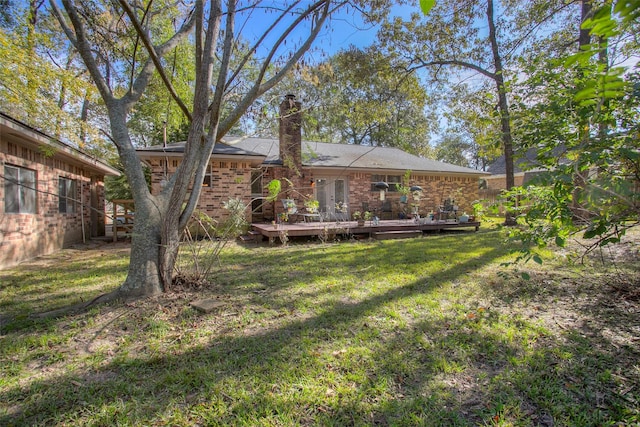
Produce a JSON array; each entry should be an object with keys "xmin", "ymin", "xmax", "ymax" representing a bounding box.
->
[{"xmin": 0, "ymin": 228, "xmax": 638, "ymax": 426}]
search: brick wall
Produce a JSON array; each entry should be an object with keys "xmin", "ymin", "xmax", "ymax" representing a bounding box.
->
[
  {"xmin": 148, "ymin": 158, "xmax": 255, "ymax": 223},
  {"xmin": 257, "ymin": 168, "xmax": 480, "ymax": 221},
  {"xmin": 345, "ymin": 172, "xmax": 479, "ymax": 218},
  {"xmin": 148, "ymin": 158, "xmax": 481, "ymax": 224},
  {"xmin": 485, "ymin": 173, "xmax": 526, "ymax": 190},
  {"xmin": 0, "ymin": 140, "xmax": 105, "ymax": 268}
]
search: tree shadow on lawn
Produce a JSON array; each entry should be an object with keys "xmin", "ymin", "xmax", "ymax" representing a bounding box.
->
[
  {"xmin": 4, "ymin": 233, "xmax": 634, "ymax": 424},
  {"xmin": 483, "ymin": 264, "xmax": 640, "ymax": 423},
  {"xmin": 213, "ymin": 232, "xmax": 498, "ymax": 303},
  {"xmin": 0, "ymin": 243, "xmax": 129, "ymax": 317},
  {"xmin": 2, "ymin": 244, "xmax": 519, "ymax": 426},
  {"xmin": 0, "ymin": 258, "xmax": 128, "ymax": 328}
]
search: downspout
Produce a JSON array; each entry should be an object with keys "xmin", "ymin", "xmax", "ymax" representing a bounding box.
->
[{"xmin": 80, "ymin": 177, "xmax": 86, "ymax": 243}]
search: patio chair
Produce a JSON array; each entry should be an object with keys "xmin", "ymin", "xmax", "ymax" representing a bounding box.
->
[
  {"xmin": 281, "ymin": 199, "xmax": 298, "ymax": 222},
  {"xmin": 380, "ymin": 200, "xmax": 393, "ymax": 220},
  {"xmin": 438, "ymin": 198, "xmax": 458, "ymax": 221}
]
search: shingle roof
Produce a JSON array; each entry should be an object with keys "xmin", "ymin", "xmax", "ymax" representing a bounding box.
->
[
  {"xmin": 136, "ymin": 140, "xmax": 264, "ymax": 157},
  {"xmin": 487, "ymin": 146, "xmax": 565, "ymax": 175},
  {"xmin": 226, "ymin": 136, "xmax": 487, "ymax": 176},
  {"xmin": 136, "ymin": 136, "xmax": 487, "ymax": 176}
]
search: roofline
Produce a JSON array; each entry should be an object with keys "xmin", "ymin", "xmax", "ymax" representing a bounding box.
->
[
  {"xmin": 0, "ymin": 112, "xmax": 120, "ymax": 176},
  {"xmin": 136, "ymin": 150, "xmax": 266, "ymax": 163},
  {"xmin": 136, "ymin": 138, "xmax": 490, "ymax": 177},
  {"xmin": 485, "ymin": 172, "xmax": 527, "ymax": 179},
  {"xmin": 257, "ymin": 164, "xmax": 489, "ymax": 177}
]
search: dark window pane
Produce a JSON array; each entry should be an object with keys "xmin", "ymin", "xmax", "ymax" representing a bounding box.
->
[
  {"xmin": 5, "ymin": 166, "xmax": 19, "ymax": 213},
  {"xmin": 22, "ymin": 169, "xmax": 36, "ymax": 213}
]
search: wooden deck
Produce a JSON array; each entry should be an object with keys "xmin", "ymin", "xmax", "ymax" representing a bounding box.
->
[{"xmin": 250, "ymin": 219, "xmax": 481, "ymax": 243}]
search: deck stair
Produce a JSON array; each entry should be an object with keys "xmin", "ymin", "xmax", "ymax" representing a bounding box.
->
[
  {"xmin": 372, "ymin": 230, "xmax": 423, "ymax": 240},
  {"xmin": 240, "ymin": 230, "xmax": 263, "ymax": 243}
]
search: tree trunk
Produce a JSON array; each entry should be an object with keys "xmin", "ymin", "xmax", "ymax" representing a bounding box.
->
[
  {"xmin": 119, "ymin": 208, "xmax": 164, "ymax": 298},
  {"xmin": 487, "ymin": 0, "xmax": 516, "ymax": 226},
  {"xmin": 572, "ymin": 0, "xmax": 594, "ymax": 222},
  {"xmin": 159, "ymin": 200, "xmax": 183, "ymax": 289},
  {"xmin": 108, "ymin": 104, "xmax": 172, "ymax": 298},
  {"xmin": 50, "ymin": 0, "xmax": 337, "ymax": 303}
]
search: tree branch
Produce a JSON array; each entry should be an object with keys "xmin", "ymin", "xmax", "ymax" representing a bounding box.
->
[
  {"xmin": 180, "ymin": 0, "xmax": 233, "ymax": 230},
  {"xmin": 51, "ymin": 0, "xmax": 113, "ymax": 102},
  {"xmin": 410, "ymin": 57, "xmax": 497, "ymax": 81},
  {"xmin": 117, "ymin": 0, "xmax": 195, "ymax": 120},
  {"xmin": 224, "ymin": 1, "xmax": 300, "ymax": 88},
  {"xmin": 218, "ymin": 0, "xmax": 334, "ymax": 136}
]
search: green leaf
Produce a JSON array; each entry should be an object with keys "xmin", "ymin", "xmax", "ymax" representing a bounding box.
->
[
  {"xmin": 521, "ymin": 272, "xmax": 531, "ymax": 280},
  {"xmin": 420, "ymin": 0, "xmax": 435, "ymax": 15},
  {"xmin": 532, "ymin": 255, "xmax": 543, "ymax": 265},
  {"xmin": 578, "ymin": 99, "xmax": 598, "ymax": 107},
  {"xmin": 555, "ymin": 236, "xmax": 565, "ymax": 247},
  {"xmin": 266, "ymin": 179, "xmax": 282, "ymax": 202}
]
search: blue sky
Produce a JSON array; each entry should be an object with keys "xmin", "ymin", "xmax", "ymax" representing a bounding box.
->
[{"xmin": 238, "ymin": 2, "xmax": 416, "ymax": 61}]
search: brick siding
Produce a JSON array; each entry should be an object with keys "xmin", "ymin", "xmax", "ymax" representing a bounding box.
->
[{"xmin": 1, "ymin": 140, "xmax": 106, "ymax": 268}]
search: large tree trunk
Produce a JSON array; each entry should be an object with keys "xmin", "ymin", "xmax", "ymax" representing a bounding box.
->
[
  {"xmin": 572, "ymin": 0, "xmax": 594, "ymax": 222},
  {"xmin": 109, "ymin": 104, "xmax": 173, "ymax": 298},
  {"xmin": 50, "ymin": 0, "xmax": 336, "ymax": 303},
  {"xmin": 119, "ymin": 204, "xmax": 164, "ymax": 298},
  {"xmin": 487, "ymin": 0, "xmax": 516, "ymax": 226}
]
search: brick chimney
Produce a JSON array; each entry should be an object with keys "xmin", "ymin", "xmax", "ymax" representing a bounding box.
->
[{"xmin": 279, "ymin": 94, "xmax": 302, "ymax": 175}]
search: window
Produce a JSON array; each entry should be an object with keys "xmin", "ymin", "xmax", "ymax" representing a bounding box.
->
[
  {"xmin": 370, "ymin": 174, "xmax": 402, "ymax": 192},
  {"xmin": 250, "ymin": 170, "xmax": 263, "ymax": 215},
  {"xmin": 58, "ymin": 177, "xmax": 76, "ymax": 213},
  {"xmin": 4, "ymin": 165, "xmax": 36, "ymax": 213},
  {"xmin": 202, "ymin": 164, "xmax": 212, "ymax": 187}
]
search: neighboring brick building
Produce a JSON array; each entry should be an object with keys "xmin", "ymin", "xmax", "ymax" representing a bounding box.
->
[
  {"xmin": 137, "ymin": 95, "xmax": 488, "ymax": 223},
  {"xmin": 0, "ymin": 112, "xmax": 119, "ymax": 268}
]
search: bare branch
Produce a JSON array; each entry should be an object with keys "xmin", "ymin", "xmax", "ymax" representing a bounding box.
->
[
  {"xmin": 117, "ymin": 0, "xmax": 193, "ymax": 121},
  {"xmin": 410, "ymin": 57, "xmax": 497, "ymax": 81},
  {"xmin": 51, "ymin": 0, "xmax": 113, "ymax": 102},
  {"xmin": 225, "ymin": 1, "xmax": 301, "ymax": 88},
  {"xmin": 180, "ymin": 0, "xmax": 234, "ymax": 230},
  {"xmin": 218, "ymin": 0, "xmax": 334, "ymax": 136}
]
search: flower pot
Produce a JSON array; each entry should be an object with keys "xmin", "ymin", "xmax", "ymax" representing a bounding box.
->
[{"xmin": 459, "ymin": 214, "xmax": 469, "ymax": 223}]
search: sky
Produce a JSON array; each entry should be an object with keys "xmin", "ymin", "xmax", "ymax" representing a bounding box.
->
[{"xmin": 238, "ymin": 2, "xmax": 416, "ymax": 62}]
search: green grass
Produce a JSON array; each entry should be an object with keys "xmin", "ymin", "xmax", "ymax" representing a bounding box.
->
[{"xmin": 1, "ymin": 230, "xmax": 638, "ymax": 426}]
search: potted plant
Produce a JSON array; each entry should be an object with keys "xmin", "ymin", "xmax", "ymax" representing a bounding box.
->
[
  {"xmin": 397, "ymin": 170, "xmax": 412, "ymax": 203},
  {"xmin": 411, "ymin": 187, "xmax": 422, "ymax": 216},
  {"xmin": 364, "ymin": 210, "xmax": 374, "ymax": 225},
  {"xmin": 353, "ymin": 211, "xmax": 365, "ymax": 226},
  {"xmin": 283, "ymin": 199, "xmax": 297, "ymax": 214},
  {"xmin": 470, "ymin": 200, "xmax": 484, "ymax": 222},
  {"xmin": 304, "ymin": 198, "xmax": 319, "ymax": 213}
]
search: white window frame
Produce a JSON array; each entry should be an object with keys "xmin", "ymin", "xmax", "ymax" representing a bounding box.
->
[
  {"xmin": 4, "ymin": 165, "xmax": 37, "ymax": 214},
  {"xmin": 58, "ymin": 176, "xmax": 77, "ymax": 214}
]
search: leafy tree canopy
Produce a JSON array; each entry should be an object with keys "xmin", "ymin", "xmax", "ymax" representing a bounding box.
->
[
  {"xmin": 270, "ymin": 45, "xmax": 434, "ymax": 156},
  {"xmin": 503, "ymin": 0, "xmax": 640, "ymax": 256}
]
